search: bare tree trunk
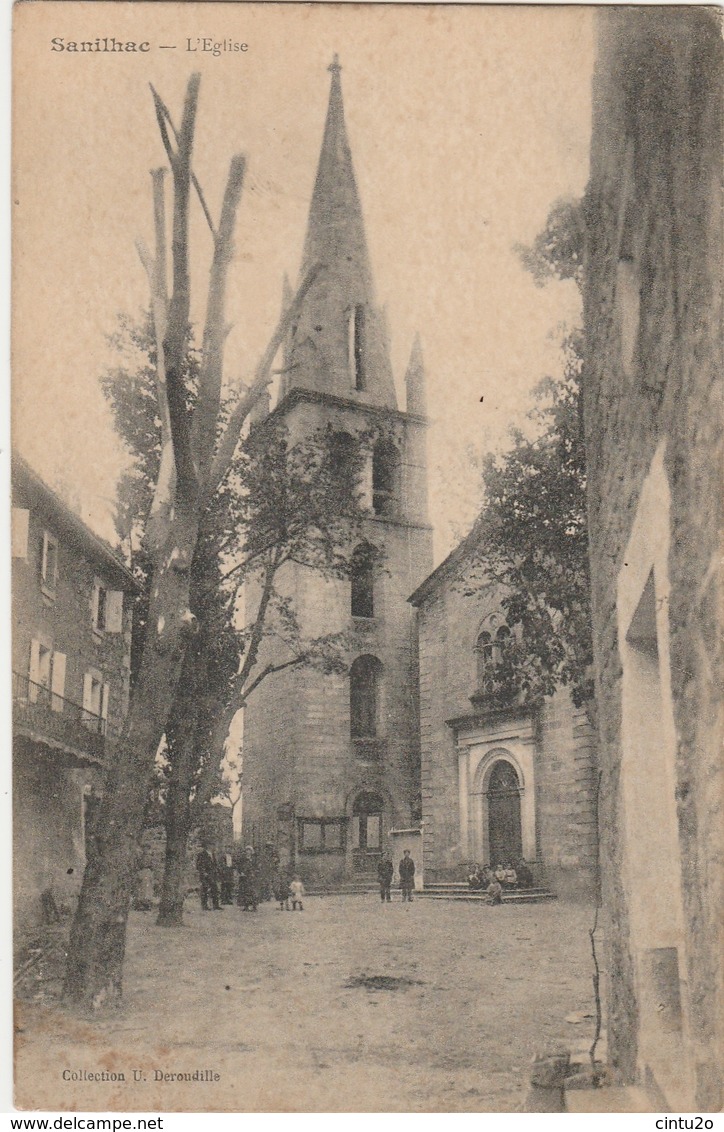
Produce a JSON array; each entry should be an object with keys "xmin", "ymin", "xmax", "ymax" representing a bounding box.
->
[
  {"xmin": 157, "ymin": 665, "xmax": 200, "ymax": 926},
  {"xmin": 64, "ymin": 514, "xmax": 201, "ymax": 1006},
  {"xmin": 158, "ymin": 784, "xmax": 193, "ymax": 926}
]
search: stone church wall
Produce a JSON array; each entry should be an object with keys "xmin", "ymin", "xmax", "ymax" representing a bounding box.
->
[{"xmin": 415, "ymin": 564, "xmax": 599, "ymax": 898}]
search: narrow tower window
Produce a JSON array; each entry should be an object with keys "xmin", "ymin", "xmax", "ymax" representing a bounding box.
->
[
  {"xmin": 348, "ymin": 305, "xmax": 366, "ymax": 391},
  {"xmin": 350, "ymin": 655, "xmax": 382, "ymax": 739},
  {"xmin": 351, "ymin": 543, "xmax": 376, "ymax": 618},
  {"xmin": 372, "ymin": 439, "xmax": 400, "ymax": 517}
]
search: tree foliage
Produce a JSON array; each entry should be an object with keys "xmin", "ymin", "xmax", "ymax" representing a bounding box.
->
[{"xmin": 466, "ymin": 199, "xmax": 592, "ymax": 711}]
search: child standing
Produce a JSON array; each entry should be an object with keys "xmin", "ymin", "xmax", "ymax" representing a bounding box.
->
[
  {"xmin": 290, "ymin": 875, "xmax": 305, "ymax": 911},
  {"xmin": 273, "ymin": 869, "xmax": 290, "ymax": 911}
]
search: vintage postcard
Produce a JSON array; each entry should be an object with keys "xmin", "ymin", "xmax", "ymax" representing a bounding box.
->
[{"xmin": 10, "ymin": 1, "xmax": 722, "ymax": 1115}]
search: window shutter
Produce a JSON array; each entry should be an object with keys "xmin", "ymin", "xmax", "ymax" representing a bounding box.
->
[
  {"xmin": 51, "ymin": 652, "xmax": 66, "ymax": 711},
  {"xmin": 29, "ymin": 639, "xmax": 41, "ymax": 702},
  {"xmin": 12, "ymin": 508, "xmax": 29, "ymax": 559},
  {"xmin": 91, "ymin": 581, "xmax": 100, "ymax": 629},
  {"xmin": 105, "ymin": 590, "xmax": 124, "ymax": 632},
  {"xmin": 82, "ymin": 673, "xmax": 94, "ymax": 713},
  {"xmin": 101, "ymin": 683, "xmax": 110, "ymax": 720}
]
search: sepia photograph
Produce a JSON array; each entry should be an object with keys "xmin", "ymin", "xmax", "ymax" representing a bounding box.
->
[{"xmin": 8, "ymin": 1, "xmax": 723, "ymax": 1116}]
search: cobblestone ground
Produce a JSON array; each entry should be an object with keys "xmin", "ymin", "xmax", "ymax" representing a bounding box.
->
[{"xmin": 15, "ymin": 896, "xmax": 604, "ymax": 1112}]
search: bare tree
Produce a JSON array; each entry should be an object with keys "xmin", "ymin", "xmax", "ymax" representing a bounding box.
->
[{"xmin": 64, "ymin": 74, "xmax": 319, "ymax": 1008}]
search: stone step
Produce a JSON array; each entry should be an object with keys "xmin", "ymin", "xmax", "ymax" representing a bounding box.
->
[
  {"xmin": 418, "ymin": 889, "xmax": 557, "ymax": 904},
  {"xmin": 424, "ymin": 883, "xmax": 551, "ymax": 896}
]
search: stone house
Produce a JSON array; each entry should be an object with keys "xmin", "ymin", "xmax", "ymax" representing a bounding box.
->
[
  {"xmin": 409, "ymin": 528, "xmax": 599, "ymax": 901},
  {"xmin": 241, "ymin": 59, "xmax": 433, "ymax": 885},
  {"xmin": 584, "ymin": 9, "xmax": 722, "ymax": 1109},
  {"xmin": 12, "ymin": 454, "xmax": 137, "ymax": 937}
]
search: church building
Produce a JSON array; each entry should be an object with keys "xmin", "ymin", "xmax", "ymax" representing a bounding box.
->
[
  {"xmin": 241, "ymin": 58, "xmax": 434, "ymax": 884},
  {"xmin": 409, "ymin": 528, "xmax": 600, "ymax": 902}
]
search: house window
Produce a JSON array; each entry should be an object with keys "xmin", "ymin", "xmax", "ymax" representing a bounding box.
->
[
  {"xmin": 93, "ymin": 582, "xmax": 108, "ymax": 632},
  {"xmin": 41, "ymin": 531, "xmax": 58, "ymax": 597},
  {"xmin": 372, "ymin": 439, "xmax": 400, "ymax": 517},
  {"xmin": 28, "ymin": 641, "xmax": 66, "ymax": 711},
  {"xmin": 298, "ymin": 818, "xmax": 346, "ymax": 854},
  {"xmin": 351, "ymin": 542, "xmax": 376, "ymax": 619},
  {"xmin": 83, "ymin": 672, "xmax": 109, "ymax": 734},
  {"xmin": 348, "ymin": 305, "xmax": 366, "ymax": 391},
  {"xmin": 350, "ymin": 654, "xmax": 383, "ymax": 739}
]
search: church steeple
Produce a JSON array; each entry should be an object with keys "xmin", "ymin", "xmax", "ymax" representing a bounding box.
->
[
  {"xmin": 300, "ymin": 55, "xmax": 374, "ymax": 293},
  {"xmin": 280, "ymin": 57, "xmax": 397, "ymax": 408}
]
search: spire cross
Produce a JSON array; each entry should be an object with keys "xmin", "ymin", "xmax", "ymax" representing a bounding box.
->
[{"xmin": 328, "ymin": 54, "xmax": 342, "ymax": 76}]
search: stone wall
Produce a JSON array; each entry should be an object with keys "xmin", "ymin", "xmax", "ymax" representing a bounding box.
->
[{"xmin": 585, "ymin": 8, "xmax": 722, "ymax": 1106}]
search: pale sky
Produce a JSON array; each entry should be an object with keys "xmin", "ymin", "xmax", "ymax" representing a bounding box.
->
[{"xmin": 13, "ymin": 3, "xmax": 593, "ymax": 562}]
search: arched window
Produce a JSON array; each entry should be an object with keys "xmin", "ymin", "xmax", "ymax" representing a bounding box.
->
[
  {"xmin": 328, "ymin": 431, "xmax": 358, "ymax": 494},
  {"xmin": 476, "ymin": 630, "xmax": 493, "ymax": 687},
  {"xmin": 495, "ymin": 625, "xmax": 511, "ymax": 663},
  {"xmin": 351, "ymin": 542, "xmax": 376, "ymax": 619},
  {"xmin": 350, "ymin": 655, "xmax": 383, "ymax": 739},
  {"xmin": 372, "ymin": 439, "xmax": 400, "ymax": 517}
]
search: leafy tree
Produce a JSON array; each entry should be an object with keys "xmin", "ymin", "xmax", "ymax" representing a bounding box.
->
[
  {"xmin": 101, "ymin": 312, "xmax": 370, "ymax": 925},
  {"xmin": 466, "ymin": 199, "xmax": 593, "ymax": 716}
]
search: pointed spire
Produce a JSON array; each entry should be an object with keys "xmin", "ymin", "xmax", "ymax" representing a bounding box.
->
[
  {"xmin": 280, "ymin": 58, "xmax": 397, "ymax": 409},
  {"xmin": 300, "ymin": 55, "xmax": 374, "ymax": 293},
  {"xmin": 405, "ymin": 333, "xmax": 426, "ymax": 416}
]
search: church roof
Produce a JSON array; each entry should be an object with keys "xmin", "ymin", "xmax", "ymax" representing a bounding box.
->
[{"xmin": 408, "ymin": 517, "xmax": 486, "ymax": 607}]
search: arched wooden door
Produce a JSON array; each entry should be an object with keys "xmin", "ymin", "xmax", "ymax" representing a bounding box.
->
[{"xmin": 487, "ymin": 761, "xmax": 522, "ymax": 866}]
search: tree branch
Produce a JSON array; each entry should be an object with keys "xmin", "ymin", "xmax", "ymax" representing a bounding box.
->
[
  {"xmin": 161, "ymin": 73, "xmax": 201, "ymax": 508},
  {"xmin": 203, "ymin": 263, "xmax": 324, "ymax": 504},
  {"xmin": 149, "ymin": 83, "xmax": 176, "ymax": 167},
  {"xmin": 136, "ymin": 169, "xmax": 177, "ymax": 553},
  {"xmin": 153, "ymin": 89, "xmax": 217, "ymax": 238},
  {"xmin": 235, "ymin": 553, "xmax": 280, "ymax": 690},
  {"xmin": 193, "ymin": 153, "xmax": 247, "ymax": 480}
]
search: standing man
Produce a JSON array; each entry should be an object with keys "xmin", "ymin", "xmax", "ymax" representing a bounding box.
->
[
  {"xmin": 236, "ymin": 845, "xmax": 259, "ymax": 911},
  {"xmin": 377, "ymin": 855, "xmax": 394, "ymax": 903},
  {"xmin": 399, "ymin": 849, "xmax": 416, "ymax": 903},
  {"xmin": 195, "ymin": 843, "xmax": 221, "ymax": 911}
]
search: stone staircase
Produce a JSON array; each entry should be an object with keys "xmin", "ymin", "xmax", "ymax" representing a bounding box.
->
[
  {"xmin": 418, "ymin": 882, "xmax": 557, "ymax": 905},
  {"xmin": 305, "ymin": 878, "xmax": 556, "ymax": 903}
]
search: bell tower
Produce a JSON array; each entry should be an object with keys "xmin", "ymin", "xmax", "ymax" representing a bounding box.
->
[{"xmin": 242, "ymin": 59, "xmax": 433, "ymax": 885}]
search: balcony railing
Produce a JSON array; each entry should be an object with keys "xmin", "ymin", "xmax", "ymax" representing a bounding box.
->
[{"xmin": 13, "ymin": 672, "xmax": 108, "ymax": 762}]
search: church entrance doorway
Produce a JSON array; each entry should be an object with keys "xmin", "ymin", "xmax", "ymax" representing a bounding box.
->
[
  {"xmin": 487, "ymin": 760, "xmax": 522, "ymax": 866},
  {"xmin": 351, "ymin": 791, "xmax": 384, "ymax": 872}
]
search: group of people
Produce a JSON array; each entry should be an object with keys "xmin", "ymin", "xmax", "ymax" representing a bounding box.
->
[
  {"xmin": 195, "ymin": 843, "xmax": 264, "ymax": 912},
  {"xmin": 196, "ymin": 842, "xmax": 307, "ymax": 913},
  {"xmin": 377, "ymin": 849, "xmax": 416, "ymax": 902},
  {"xmin": 466, "ymin": 858, "xmax": 534, "ymax": 904}
]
